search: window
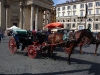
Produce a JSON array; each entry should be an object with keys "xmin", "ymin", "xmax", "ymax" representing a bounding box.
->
[
  {"xmin": 88, "ymin": 3, "xmax": 93, "ymax": 7},
  {"xmin": 67, "ymin": 6, "xmax": 70, "ymax": 10},
  {"xmin": 47, "ymin": 19, "xmax": 49, "ymax": 24},
  {"xmin": 68, "ymin": 11, "xmax": 70, "ymax": 16},
  {"xmin": 78, "ymin": 25, "xmax": 84, "ymax": 30},
  {"xmin": 88, "ymin": 18, "xmax": 92, "ymax": 21},
  {"xmin": 80, "ymin": 4, "xmax": 84, "ymax": 8},
  {"xmin": 73, "ymin": 11, "xmax": 76, "ymax": 16},
  {"xmin": 63, "ymin": 20, "xmax": 65, "ymax": 22},
  {"xmin": 96, "ymin": 9, "xmax": 100, "ymax": 14},
  {"xmin": 57, "ymin": 7, "xmax": 60, "ymax": 11},
  {"xmin": 67, "ymin": 24, "xmax": 69, "ymax": 27},
  {"xmin": 96, "ymin": 19, "xmax": 98, "ymax": 21},
  {"xmin": 95, "ymin": 24, "xmax": 99, "ymax": 29},
  {"xmin": 62, "ymin": 7, "xmax": 65, "ymax": 10},
  {"xmin": 73, "ymin": 5, "xmax": 76, "ymax": 9},
  {"xmin": 80, "ymin": 11, "xmax": 83, "ymax": 16},
  {"xmin": 96, "ymin": 1, "xmax": 100, "ymax": 6},
  {"xmin": 58, "ymin": 12, "xmax": 60, "ymax": 17},
  {"xmin": 88, "ymin": 24, "xmax": 91, "ymax": 28},
  {"xmin": 88, "ymin": 10, "xmax": 92, "ymax": 15},
  {"xmin": 72, "ymin": 24, "xmax": 75, "ymax": 28},
  {"xmin": 62, "ymin": 12, "xmax": 65, "ymax": 16},
  {"xmin": 74, "ymin": 19, "xmax": 76, "ymax": 22}
]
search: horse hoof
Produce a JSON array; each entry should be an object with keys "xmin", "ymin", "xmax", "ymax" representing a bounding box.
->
[
  {"xmin": 67, "ymin": 61, "xmax": 71, "ymax": 65},
  {"xmin": 53, "ymin": 58, "xmax": 57, "ymax": 60},
  {"xmin": 94, "ymin": 53, "xmax": 97, "ymax": 56},
  {"xmin": 81, "ymin": 52, "xmax": 83, "ymax": 54},
  {"xmin": 79, "ymin": 51, "xmax": 83, "ymax": 54}
]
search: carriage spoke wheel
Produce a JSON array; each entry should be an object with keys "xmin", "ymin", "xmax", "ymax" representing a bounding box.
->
[
  {"xmin": 9, "ymin": 38, "xmax": 17, "ymax": 54},
  {"xmin": 28, "ymin": 45, "xmax": 37, "ymax": 58}
]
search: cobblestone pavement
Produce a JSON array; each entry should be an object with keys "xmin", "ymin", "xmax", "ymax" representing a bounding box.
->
[{"xmin": 0, "ymin": 36, "xmax": 100, "ymax": 75}]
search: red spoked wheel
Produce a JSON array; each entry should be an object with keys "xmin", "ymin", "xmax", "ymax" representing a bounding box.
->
[
  {"xmin": 8, "ymin": 37, "xmax": 17, "ymax": 54},
  {"xmin": 28, "ymin": 45, "xmax": 37, "ymax": 58}
]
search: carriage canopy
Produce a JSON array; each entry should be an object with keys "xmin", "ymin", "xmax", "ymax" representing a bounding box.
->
[{"xmin": 44, "ymin": 22, "xmax": 64, "ymax": 29}]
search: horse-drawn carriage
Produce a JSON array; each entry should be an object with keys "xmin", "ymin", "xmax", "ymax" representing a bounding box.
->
[
  {"xmin": 7, "ymin": 23, "xmax": 95, "ymax": 64},
  {"xmin": 8, "ymin": 27, "xmax": 50, "ymax": 58}
]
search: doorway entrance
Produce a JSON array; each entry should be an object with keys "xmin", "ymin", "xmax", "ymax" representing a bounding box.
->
[{"xmin": 13, "ymin": 23, "xmax": 17, "ymax": 26}]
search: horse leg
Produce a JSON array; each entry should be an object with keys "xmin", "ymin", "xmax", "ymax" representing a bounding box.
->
[
  {"xmin": 79, "ymin": 46, "xmax": 83, "ymax": 54},
  {"xmin": 50, "ymin": 45, "xmax": 55, "ymax": 59},
  {"xmin": 67, "ymin": 45, "xmax": 75, "ymax": 65},
  {"xmin": 94, "ymin": 44, "xmax": 99, "ymax": 56},
  {"xmin": 47, "ymin": 46, "xmax": 51, "ymax": 57}
]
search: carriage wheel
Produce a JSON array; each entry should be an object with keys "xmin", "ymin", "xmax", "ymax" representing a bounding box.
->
[
  {"xmin": 9, "ymin": 38, "xmax": 17, "ymax": 54},
  {"xmin": 28, "ymin": 45, "xmax": 37, "ymax": 58}
]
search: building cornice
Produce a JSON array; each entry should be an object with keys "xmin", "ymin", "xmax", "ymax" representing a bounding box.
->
[{"xmin": 56, "ymin": 0, "xmax": 100, "ymax": 7}]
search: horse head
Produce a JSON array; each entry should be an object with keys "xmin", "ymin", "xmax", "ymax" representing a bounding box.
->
[{"xmin": 74, "ymin": 29, "xmax": 94, "ymax": 44}]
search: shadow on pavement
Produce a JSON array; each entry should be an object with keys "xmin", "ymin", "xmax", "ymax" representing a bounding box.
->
[{"xmin": 0, "ymin": 57, "xmax": 100, "ymax": 75}]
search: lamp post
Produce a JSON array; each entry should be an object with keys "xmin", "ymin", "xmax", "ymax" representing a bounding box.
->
[
  {"xmin": 94, "ymin": 0, "xmax": 96, "ymax": 32},
  {"xmin": 85, "ymin": 2, "xmax": 88, "ymax": 29}
]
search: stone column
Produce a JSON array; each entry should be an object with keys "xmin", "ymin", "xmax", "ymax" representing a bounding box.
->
[
  {"xmin": 6, "ymin": 8, "xmax": 9, "ymax": 29},
  {"xmin": 35, "ymin": 6, "xmax": 38, "ymax": 31},
  {"xmin": 45, "ymin": 10, "xmax": 47, "ymax": 25},
  {"xmin": 30, "ymin": 5, "xmax": 34, "ymax": 31},
  {"xmin": 5, "ymin": 0, "xmax": 10, "ymax": 29},
  {"xmin": 41, "ymin": 11, "xmax": 44, "ymax": 28},
  {"xmin": 19, "ymin": 5, "xmax": 23, "ymax": 29},
  {"xmin": 38, "ymin": 10, "xmax": 41, "ymax": 29},
  {"xmin": 23, "ymin": 6, "xmax": 26, "ymax": 29},
  {"xmin": 40, "ymin": 10, "xmax": 43, "ymax": 29},
  {"xmin": 48, "ymin": 10, "xmax": 51, "ymax": 23}
]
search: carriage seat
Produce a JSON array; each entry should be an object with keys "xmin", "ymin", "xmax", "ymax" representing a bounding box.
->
[{"xmin": 12, "ymin": 28, "xmax": 27, "ymax": 37}]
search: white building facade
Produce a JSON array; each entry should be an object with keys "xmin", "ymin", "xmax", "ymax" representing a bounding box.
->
[{"xmin": 56, "ymin": 0, "xmax": 100, "ymax": 32}]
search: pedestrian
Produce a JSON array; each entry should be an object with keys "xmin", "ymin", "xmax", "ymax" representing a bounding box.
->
[
  {"xmin": 87, "ymin": 25, "xmax": 91, "ymax": 32},
  {"xmin": 63, "ymin": 30, "xmax": 70, "ymax": 41},
  {"xmin": 0, "ymin": 27, "xmax": 4, "ymax": 39},
  {"xmin": 47, "ymin": 29, "xmax": 51, "ymax": 35}
]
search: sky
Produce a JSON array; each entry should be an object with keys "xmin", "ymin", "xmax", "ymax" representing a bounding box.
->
[{"xmin": 53, "ymin": 0, "xmax": 69, "ymax": 6}]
